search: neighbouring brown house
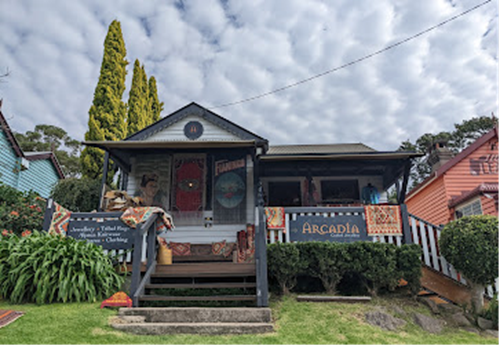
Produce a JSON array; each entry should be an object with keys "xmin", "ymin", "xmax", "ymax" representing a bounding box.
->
[{"xmin": 405, "ymin": 127, "xmax": 498, "ymax": 225}]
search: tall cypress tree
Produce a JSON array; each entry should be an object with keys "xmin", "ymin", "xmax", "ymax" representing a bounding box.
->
[
  {"xmin": 148, "ymin": 76, "xmax": 163, "ymax": 124},
  {"xmin": 127, "ymin": 59, "xmax": 148, "ymax": 135},
  {"xmin": 81, "ymin": 20, "xmax": 128, "ymax": 180}
]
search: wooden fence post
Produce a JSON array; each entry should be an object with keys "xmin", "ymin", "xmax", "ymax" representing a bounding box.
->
[
  {"xmin": 130, "ymin": 228, "xmax": 144, "ymax": 307},
  {"xmin": 255, "ymin": 183, "xmax": 269, "ymax": 307},
  {"xmin": 42, "ymin": 198, "xmax": 54, "ymax": 232},
  {"xmin": 400, "ymin": 204, "xmax": 413, "ymax": 244}
]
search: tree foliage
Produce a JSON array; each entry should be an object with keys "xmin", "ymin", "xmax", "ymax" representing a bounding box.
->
[
  {"xmin": 399, "ymin": 116, "xmax": 497, "ymax": 188},
  {"xmin": 439, "ymin": 215, "xmax": 499, "ymax": 313},
  {"xmin": 51, "ymin": 178, "xmax": 101, "ymax": 212},
  {"xmin": 127, "ymin": 59, "xmax": 149, "ymax": 135},
  {"xmin": 148, "ymin": 76, "xmax": 163, "ymax": 124},
  {"xmin": 15, "ymin": 124, "xmax": 81, "ymax": 177},
  {"xmin": 81, "ymin": 20, "xmax": 128, "ymax": 180}
]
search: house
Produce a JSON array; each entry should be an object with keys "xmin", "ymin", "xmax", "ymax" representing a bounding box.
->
[
  {"xmin": 405, "ymin": 127, "xmax": 499, "ymax": 225},
  {"xmin": 0, "ymin": 102, "xmax": 65, "ymax": 198},
  {"xmin": 80, "ymin": 102, "xmax": 421, "ymax": 307}
]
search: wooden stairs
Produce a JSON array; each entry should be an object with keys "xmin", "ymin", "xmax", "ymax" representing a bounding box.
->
[{"xmin": 137, "ymin": 262, "xmax": 257, "ymax": 305}]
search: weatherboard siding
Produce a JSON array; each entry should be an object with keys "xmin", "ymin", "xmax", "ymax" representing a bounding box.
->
[
  {"xmin": 480, "ymin": 195, "xmax": 498, "ymax": 216},
  {"xmin": 17, "ymin": 160, "xmax": 59, "ymax": 198},
  {"xmin": 0, "ymin": 130, "xmax": 20, "ymax": 188},
  {"xmin": 146, "ymin": 115, "xmax": 242, "ymax": 142},
  {"xmin": 406, "ymin": 177, "xmax": 450, "ymax": 226},
  {"xmin": 442, "ymin": 139, "xmax": 498, "ymax": 200}
]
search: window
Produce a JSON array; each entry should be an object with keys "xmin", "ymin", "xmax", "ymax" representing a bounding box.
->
[
  {"xmin": 455, "ymin": 199, "xmax": 482, "ymax": 218},
  {"xmin": 268, "ymin": 181, "xmax": 302, "ymax": 206},
  {"xmin": 320, "ymin": 179, "xmax": 359, "ymax": 204}
]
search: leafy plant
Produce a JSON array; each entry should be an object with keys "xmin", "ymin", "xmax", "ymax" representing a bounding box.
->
[
  {"xmin": 482, "ymin": 295, "xmax": 498, "ymax": 329},
  {"xmin": 51, "ymin": 177, "xmax": 101, "ymax": 212},
  {"xmin": 348, "ymin": 242, "xmax": 399, "ymax": 296},
  {"xmin": 267, "ymin": 243, "xmax": 305, "ymax": 295},
  {"xmin": 296, "ymin": 242, "xmax": 347, "ymax": 294},
  {"xmin": 0, "ymin": 184, "xmax": 45, "ymax": 236},
  {"xmin": 439, "ymin": 215, "xmax": 498, "ymax": 314},
  {"xmin": 0, "ymin": 231, "xmax": 124, "ymax": 304},
  {"xmin": 396, "ymin": 244, "xmax": 423, "ymax": 296}
]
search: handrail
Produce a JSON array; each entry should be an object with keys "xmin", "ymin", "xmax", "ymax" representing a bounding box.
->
[
  {"xmin": 408, "ymin": 213, "xmax": 443, "ymax": 230},
  {"xmin": 130, "ymin": 214, "xmax": 159, "ymax": 307}
]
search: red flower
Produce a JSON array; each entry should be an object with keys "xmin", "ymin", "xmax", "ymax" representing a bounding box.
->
[
  {"xmin": 36, "ymin": 207, "xmax": 42, "ymax": 212},
  {"xmin": 21, "ymin": 230, "xmax": 32, "ymax": 237},
  {"xmin": 10, "ymin": 211, "xmax": 19, "ymax": 217},
  {"xmin": 29, "ymin": 205, "xmax": 36, "ymax": 209},
  {"xmin": 1, "ymin": 229, "xmax": 8, "ymax": 236}
]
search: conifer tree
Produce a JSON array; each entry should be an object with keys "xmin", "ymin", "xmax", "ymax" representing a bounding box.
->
[
  {"xmin": 81, "ymin": 20, "xmax": 128, "ymax": 180},
  {"xmin": 148, "ymin": 76, "xmax": 163, "ymax": 124},
  {"xmin": 127, "ymin": 59, "xmax": 148, "ymax": 135}
]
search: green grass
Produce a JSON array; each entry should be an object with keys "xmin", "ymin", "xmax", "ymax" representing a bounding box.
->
[{"xmin": 0, "ymin": 296, "xmax": 497, "ymax": 344}]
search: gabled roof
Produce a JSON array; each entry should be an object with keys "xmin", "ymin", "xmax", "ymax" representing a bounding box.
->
[
  {"xmin": 0, "ymin": 102, "xmax": 65, "ymax": 179},
  {"xmin": 448, "ymin": 182, "xmax": 498, "ymax": 208},
  {"xmin": 125, "ymin": 102, "xmax": 268, "ymax": 147},
  {"xmin": 406, "ymin": 127, "xmax": 499, "ymax": 200}
]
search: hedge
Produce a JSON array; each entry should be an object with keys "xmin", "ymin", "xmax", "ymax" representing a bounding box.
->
[{"xmin": 268, "ymin": 242, "xmax": 422, "ymax": 296}]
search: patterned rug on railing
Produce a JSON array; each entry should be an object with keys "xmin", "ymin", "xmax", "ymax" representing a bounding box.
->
[
  {"xmin": 0, "ymin": 310, "xmax": 24, "ymax": 329},
  {"xmin": 120, "ymin": 207, "xmax": 174, "ymax": 233},
  {"xmin": 364, "ymin": 205, "xmax": 402, "ymax": 236},
  {"xmin": 265, "ymin": 207, "xmax": 285, "ymax": 231},
  {"xmin": 48, "ymin": 202, "xmax": 72, "ymax": 236}
]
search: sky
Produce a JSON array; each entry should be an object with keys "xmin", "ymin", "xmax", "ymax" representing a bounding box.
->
[{"xmin": 0, "ymin": 0, "xmax": 497, "ymax": 151}]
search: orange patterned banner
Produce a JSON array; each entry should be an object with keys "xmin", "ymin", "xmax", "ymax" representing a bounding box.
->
[{"xmin": 100, "ymin": 291, "xmax": 132, "ymax": 309}]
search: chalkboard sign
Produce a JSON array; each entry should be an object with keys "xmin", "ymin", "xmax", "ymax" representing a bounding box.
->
[
  {"xmin": 67, "ymin": 220, "xmax": 135, "ymax": 250},
  {"xmin": 289, "ymin": 215, "xmax": 369, "ymax": 243}
]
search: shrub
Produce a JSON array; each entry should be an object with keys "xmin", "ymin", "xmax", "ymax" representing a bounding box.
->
[
  {"xmin": 0, "ymin": 184, "xmax": 45, "ymax": 236},
  {"xmin": 297, "ymin": 242, "xmax": 347, "ymax": 294},
  {"xmin": 0, "ymin": 231, "xmax": 124, "ymax": 304},
  {"xmin": 439, "ymin": 215, "xmax": 498, "ymax": 313},
  {"xmin": 396, "ymin": 244, "xmax": 423, "ymax": 296},
  {"xmin": 348, "ymin": 242, "xmax": 399, "ymax": 296},
  {"xmin": 51, "ymin": 177, "xmax": 101, "ymax": 212},
  {"xmin": 267, "ymin": 242, "xmax": 305, "ymax": 295},
  {"xmin": 482, "ymin": 295, "xmax": 498, "ymax": 329}
]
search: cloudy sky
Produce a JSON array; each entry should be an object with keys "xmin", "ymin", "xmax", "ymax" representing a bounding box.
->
[{"xmin": 0, "ymin": 0, "xmax": 497, "ymax": 151}]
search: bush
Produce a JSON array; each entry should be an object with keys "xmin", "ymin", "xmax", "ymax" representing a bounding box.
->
[
  {"xmin": 0, "ymin": 231, "xmax": 124, "ymax": 304},
  {"xmin": 0, "ymin": 184, "xmax": 45, "ymax": 236},
  {"xmin": 348, "ymin": 242, "xmax": 399, "ymax": 296},
  {"xmin": 396, "ymin": 244, "xmax": 423, "ymax": 296},
  {"xmin": 267, "ymin": 243, "xmax": 305, "ymax": 295},
  {"xmin": 51, "ymin": 177, "xmax": 101, "ymax": 212},
  {"xmin": 439, "ymin": 215, "xmax": 498, "ymax": 313},
  {"xmin": 482, "ymin": 295, "xmax": 498, "ymax": 329},
  {"xmin": 296, "ymin": 242, "xmax": 347, "ymax": 294},
  {"xmin": 268, "ymin": 242, "xmax": 421, "ymax": 297}
]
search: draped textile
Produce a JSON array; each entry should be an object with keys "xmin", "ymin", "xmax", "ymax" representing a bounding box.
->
[
  {"xmin": 364, "ymin": 205, "xmax": 402, "ymax": 236},
  {"xmin": 120, "ymin": 207, "xmax": 174, "ymax": 233}
]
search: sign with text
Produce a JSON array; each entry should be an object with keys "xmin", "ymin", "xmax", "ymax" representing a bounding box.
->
[
  {"xmin": 67, "ymin": 220, "xmax": 134, "ymax": 250},
  {"xmin": 289, "ymin": 215, "xmax": 368, "ymax": 243}
]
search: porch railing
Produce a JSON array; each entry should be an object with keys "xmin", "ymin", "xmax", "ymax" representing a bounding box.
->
[{"xmin": 263, "ymin": 205, "xmax": 498, "ymax": 299}]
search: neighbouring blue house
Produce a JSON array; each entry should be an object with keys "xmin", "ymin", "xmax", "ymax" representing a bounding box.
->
[{"xmin": 0, "ymin": 101, "xmax": 65, "ymax": 198}]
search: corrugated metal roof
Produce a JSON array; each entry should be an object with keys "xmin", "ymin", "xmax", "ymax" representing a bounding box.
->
[{"xmin": 267, "ymin": 143, "xmax": 376, "ymax": 155}]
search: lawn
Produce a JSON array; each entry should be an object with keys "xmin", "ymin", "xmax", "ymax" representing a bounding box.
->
[{"xmin": 0, "ymin": 295, "xmax": 497, "ymax": 344}]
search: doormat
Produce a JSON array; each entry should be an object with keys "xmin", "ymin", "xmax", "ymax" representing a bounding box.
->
[{"xmin": 0, "ymin": 310, "xmax": 24, "ymax": 329}]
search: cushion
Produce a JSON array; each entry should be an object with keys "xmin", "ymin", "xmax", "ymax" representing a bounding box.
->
[
  {"xmin": 212, "ymin": 240, "xmax": 226, "ymax": 255},
  {"xmin": 223, "ymin": 242, "xmax": 236, "ymax": 258},
  {"xmin": 191, "ymin": 244, "xmax": 212, "ymax": 256},
  {"xmin": 170, "ymin": 242, "xmax": 191, "ymax": 256}
]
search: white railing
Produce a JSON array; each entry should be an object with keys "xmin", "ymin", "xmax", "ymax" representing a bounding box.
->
[{"xmin": 408, "ymin": 213, "xmax": 498, "ymax": 299}]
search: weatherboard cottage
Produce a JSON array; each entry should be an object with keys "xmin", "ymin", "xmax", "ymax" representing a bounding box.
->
[{"xmin": 53, "ymin": 102, "xmax": 421, "ymax": 307}]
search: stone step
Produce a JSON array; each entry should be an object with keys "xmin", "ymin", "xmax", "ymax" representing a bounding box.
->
[
  {"xmin": 111, "ymin": 322, "xmax": 274, "ymax": 335},
  {"xmin": 119, "ymin": 307, "xmax": 272, "ymax": 323}
]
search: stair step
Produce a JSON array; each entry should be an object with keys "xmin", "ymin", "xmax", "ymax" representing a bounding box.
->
[
  {"xmin": 119, "ymin": 307, "xmax": 272, "ymax": 323},
  {"xmin": 139, "ymin": 295, "xmax": 256, "ymax": 302},
  {"xmin": 151, "ymin": 272, "xmax": 255, "ymax": 278},
  {"xmin": 146, "ymin": 282, "xmax": 256, "ymax": 289},
  {"xmin": 111, "ymin": 322, "xmax": 274, "ymax": 335}
]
